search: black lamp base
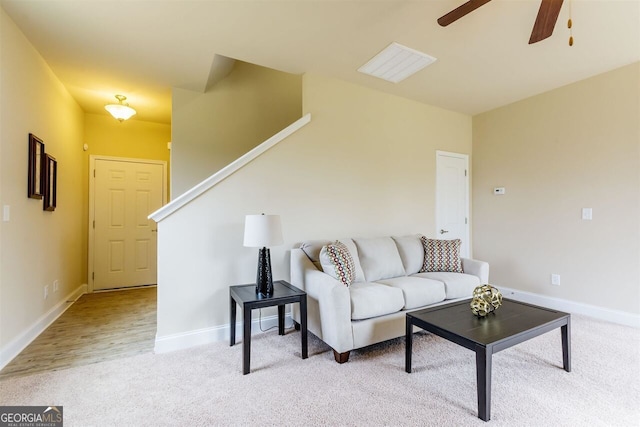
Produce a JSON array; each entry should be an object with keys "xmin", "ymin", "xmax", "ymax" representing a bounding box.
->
[{"xmin": 256, "ymin": 247, "xmax": 273, "ymax": 296}]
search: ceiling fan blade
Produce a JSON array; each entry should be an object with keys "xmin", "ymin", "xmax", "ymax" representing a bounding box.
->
[
  {"xmin": 437, "ymin": 0, "xmax": 493, "ymax": 27},
  {"xmin": 529, "ymin": 0, "xmax": 564, "ymax": 44}
]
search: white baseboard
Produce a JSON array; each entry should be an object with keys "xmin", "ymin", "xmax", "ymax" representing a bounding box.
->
[
  {"xmin": 0, "ymin": 284, "xmax": 87, "ymax": 370},
  {"xmin": 499, "ymin": 286, "xmax": 640, "ymax": 328},
  {"xmin": 154, "ymin": 312, "xmax": 294, "ymax": 354}
]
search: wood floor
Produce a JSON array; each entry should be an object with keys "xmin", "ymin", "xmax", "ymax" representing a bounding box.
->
[{"xmin": 0, "ymin": 286, "xmax": 157, "ymax": 380}]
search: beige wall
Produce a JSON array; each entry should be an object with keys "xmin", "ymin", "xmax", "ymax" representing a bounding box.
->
[
  {"xmin": 473, "ymin": 62, "xmax": 640, "ymax": 315},
  {"xmin": 81, "ymin": 114, "xmax": 171, "ymax": 282},
  {"xmin": 83, "ymin": 113, "xmax": 171, "ymax": 178},
  {"xmin": 156, "ymin": 73, "xmax": 471, "ymax": 340},
  {"xmin": 0, "ymin": 9, "xmax": 85, "ymax": 349},
  {"xmin": 171, "ymin": 61, "xmax": 302, "ymax": 197}
]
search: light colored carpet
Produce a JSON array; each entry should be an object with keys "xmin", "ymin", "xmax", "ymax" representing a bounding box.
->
[{"xmin": 0, "ymin": 314, "xmax": 638, "ymax": 426}]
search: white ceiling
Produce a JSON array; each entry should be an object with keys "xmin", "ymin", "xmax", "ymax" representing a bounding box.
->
[{"xmin": 2, "ymin": 0, "xmax": 639, "ymax": 124}]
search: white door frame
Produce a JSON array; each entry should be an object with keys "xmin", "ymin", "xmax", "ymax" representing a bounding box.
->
[
  {"xmin": 88, "ymin": 155, "xmax": 167, "ymax": 292},
  {"xmin": 435, "ymin": 150, "xmax": 471, "ymax": 258}
]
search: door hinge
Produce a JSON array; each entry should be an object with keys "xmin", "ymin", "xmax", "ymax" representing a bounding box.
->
[
  {"xmin": 92, "ymin": 272, "xmax": 95, "ymax": 280},
  {"xmin": 93, "ymin": 169, "xmax": 96, "ymax": 177},
  {"xmin": 465, "ymin": 217, "xmax": 468, "ymax": 224},
  {"xmin": 465, "ymin": 169, "xmax": 467, "ymax": 177},
  {"xmin": 93, "ymin": 220, "xmax": 95, "ymax": 229}
]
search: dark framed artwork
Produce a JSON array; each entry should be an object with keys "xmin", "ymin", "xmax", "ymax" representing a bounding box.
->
[
  {"xmin": 28, "ymin": 133, "xmax": 45, "ymax": 199},
  {"xmin": 43, "ymin": 154, "xmax": 57, "ymax": 211}
]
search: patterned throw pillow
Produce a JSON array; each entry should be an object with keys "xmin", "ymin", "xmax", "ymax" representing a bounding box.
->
[
  {"xmin": 420, "ymin": 237, "xmax": 463, "ymax": 273},
  {"xmin": 322, "ymin": 241, "xmax": 356, "ymax": 287}
]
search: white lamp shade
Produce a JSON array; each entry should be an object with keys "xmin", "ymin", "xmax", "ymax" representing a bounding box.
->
[
  {"xmin": 105, "ymin": 104, "xmax": 137, "ymax": 121},
  {"xmin": 243, "ymin": 214, "xmax": 284, "ymax": 248}
]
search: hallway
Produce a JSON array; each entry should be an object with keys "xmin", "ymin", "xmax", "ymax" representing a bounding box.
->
[{"xmin": 0, "ymin": 286, "xmax": 156, "ymax": 380}]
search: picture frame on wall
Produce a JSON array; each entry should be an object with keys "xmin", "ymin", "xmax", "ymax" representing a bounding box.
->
[
  {"xmin": 43, "ymin": 154, "xmax": 57, "ymax": 211},
  {"xmin": 28, "ymin": 133, "xmax": 45, "ymax": 199}
]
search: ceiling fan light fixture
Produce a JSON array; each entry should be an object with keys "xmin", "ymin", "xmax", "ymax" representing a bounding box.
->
[
  {"xmin": 105, "ymin": 94, "xmax": 136, "ymax": 122},
  {"xmin": 357, "ymin": 42, "xmax": 437, "ymax": 83}
]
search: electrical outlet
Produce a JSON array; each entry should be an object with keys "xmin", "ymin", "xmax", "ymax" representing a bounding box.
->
[
  {"xmin": 551, "ymin": 274, "xmax": 561, "ymax": 286},
  {"xmin": 44, "ymin": 285, "xmax": 49, "ymax": 299},
  {"xmin": 53, "ymin": 280, "xmax": 59, "ymax": 293}
]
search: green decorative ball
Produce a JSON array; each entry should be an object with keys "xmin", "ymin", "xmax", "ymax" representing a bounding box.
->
[{"xmin": 470, "ymin": 284, "xmax": 503, "ymax": 317}]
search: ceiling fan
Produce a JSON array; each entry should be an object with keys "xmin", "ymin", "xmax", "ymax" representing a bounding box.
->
[{"xmin": 438, "ymin": 0, "xmax": 564, "ymax": 44}]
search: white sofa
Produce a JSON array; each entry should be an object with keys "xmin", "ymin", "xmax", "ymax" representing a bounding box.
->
[{"xmin": 290, "ymin": 235, "xmax": 489, "ymax": 363}]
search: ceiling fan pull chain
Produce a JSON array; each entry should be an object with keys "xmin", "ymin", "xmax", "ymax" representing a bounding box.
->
[{"xmin": 568, "ymin": 0, "xmax": 574, "ymax": 46}]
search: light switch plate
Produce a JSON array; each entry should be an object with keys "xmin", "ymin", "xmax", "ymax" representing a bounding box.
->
[
  {"xmin": 2, "ymin": 205, "xmax": 9, "ymax": 222},
  {"xmin": 493, "ymin": 187, "xmax": 505, "ymax": 195},
  {"xmin": 582, "ymin": 208, "xmax": 593, "ymax": 220}
]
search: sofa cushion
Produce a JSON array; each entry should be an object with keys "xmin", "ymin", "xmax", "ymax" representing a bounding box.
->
[
  {"xmin": 412, "ymin": 271, "xmax": 480, "ymax": 299},
  {"xmin": 302, "ymin": 238, "xmax": 365, "ymax": 282},
  {"xmin": 392, "ymin": 235, "xmax": 424, "ymax": 275},
  {"xmin": 421, "ymin": 237, "xmax": 463, "ymax": 273},
  {"xmin": 376, "ymin": 277, "xmax": 445, "ymax": 309},
  {"xmin": 353, "ymin": 237, "xmax": 406, "ymax": 282},
  {"xmin": 349, "ymin": 282, "xmax": 405, "ymax": 320},
  {"xmin": 300, "ymin": 240, "xmax": 329, "ymax": 271},
  {"xmin": 319, "ymin": 241, "xmax": 356, "ymax": 287}
]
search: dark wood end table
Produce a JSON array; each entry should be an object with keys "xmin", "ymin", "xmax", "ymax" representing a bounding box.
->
[
  {"xmin": 405, "ymin": 298, "xmax": 570, "ymax": 422},
  {"xmin": 230, "ymin": 280, "xmax": 308, "ymax": 375}
]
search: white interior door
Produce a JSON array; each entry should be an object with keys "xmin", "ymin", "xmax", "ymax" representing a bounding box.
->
[
  {"xmin": 436, "ymin": 151, "xmax": 470, "ymax": 258},
  {"xmin": 91, "ymin": 158, "xmax": 165, "ymax": 291}
]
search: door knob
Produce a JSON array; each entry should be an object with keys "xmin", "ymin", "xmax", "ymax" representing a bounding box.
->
[
  {"xmin": 151, "ymin": 229, "xmax": 157, "ymax": 233},
  {"xmin": 440, "ymin": 229, "xmax": 449, "ymax": 234}
]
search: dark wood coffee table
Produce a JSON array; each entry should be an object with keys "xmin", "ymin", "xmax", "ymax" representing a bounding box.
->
[{"xmin": 405, "ymin": 298, "xmax": 570, "ymax": 422}]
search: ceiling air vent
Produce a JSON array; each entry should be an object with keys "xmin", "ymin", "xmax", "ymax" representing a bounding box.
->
[{"xmin": 357, "ymin": 42, "xmax": 437, "ymax": 83}]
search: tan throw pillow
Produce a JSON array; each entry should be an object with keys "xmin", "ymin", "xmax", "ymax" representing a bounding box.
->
[
  {"xmin": 420, "ymin": 237, "xmax": 463, "ymax": 273},
  {"xmin": 320, "ymin": 241, "xmax": 356, "ymax": 287}
]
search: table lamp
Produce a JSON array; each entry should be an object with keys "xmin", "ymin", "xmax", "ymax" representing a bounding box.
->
[{"xmin": 243, "ymin": 214, "xmax": 284, "ymax": 296}]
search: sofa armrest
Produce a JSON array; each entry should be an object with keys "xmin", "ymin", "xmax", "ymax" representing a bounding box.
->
[
  {"xmin": 462, "ymin": 258, "xmax": 489, "ymax": 283},
  {"xmin": 290, "ymin": 248, "xmax": 314, "ymax": 293},
  {"xmin": 305, "ymin": 269, "xmax": 353, "ymax": 353},
  {"xmin": 290, "ymin": 248, "xmax": 353, "ymax": 353}
]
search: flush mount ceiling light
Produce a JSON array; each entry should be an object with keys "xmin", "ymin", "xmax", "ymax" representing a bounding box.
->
[
  {"xmin": 105, "ymin": 94, "xmax": 136, "ymax": 122},
  {"xmin": 357, "ymin": 42, "xmax": 437, "ymax": 83}
]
